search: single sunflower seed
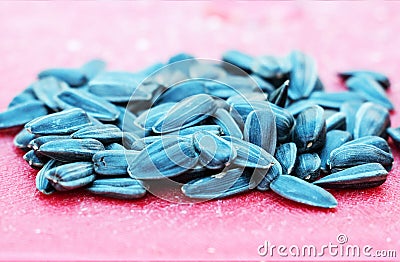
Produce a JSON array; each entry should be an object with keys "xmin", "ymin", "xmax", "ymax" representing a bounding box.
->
[
  {"xmin": 319, "ymin": 130, "xmax": 352, "ymax": 173},
  {"xmin": 274, "ymin": 142, "xmax": 297, "ymax": 175},
  {"xmin": 36, "ymin": 159, "xmax": 61, "ymax": 195},
  {"xmin": 28, "ymin": 135, "xmax": 69, "ymax": 151},
  {"xmin": 38, "ymin": 68, "xmax": 87, "ymax": 87},
  {"xmin": 13, "ymin": 128, "xmax": 37, "ymax": 150},
  {"xmin": 353, "ymin": 102, "xmax": 390, "ymax": 139},
  {"xmin": 86, "ymin": 178, "xmax": 146, "ymax": 199},
  {"xmin": 338, "ymin": 70, "xmax": 390, "ymax": 89},
  {"xmin": 387, "ymin": 127, "xmax": 400, "ymax": 148},
  {"xmin": 71, "ymin": 124, "xmax": 123, "ymax": 143},
  {"xmin": 45, "ymin": 162, "xmax": 95, "ymax": 191},
  {"xmin": 0, "ymin": 101, "xmax": 48, "ymax": 130},
  {"xmin": 294, "ymin": 153, "xmax": 321, "ymax": 182},
  {"xmin": 23, "ymin": 150, "xmax": 49, "ymax": 169},
  {"xmin": 93, "ymin": 150, "xmax": 139, "ymax": 176}
]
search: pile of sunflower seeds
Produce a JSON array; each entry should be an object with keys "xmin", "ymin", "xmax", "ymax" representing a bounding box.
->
[{"xmin": 0, "ymin": 50, "xmax": 398, "ymax": 209}]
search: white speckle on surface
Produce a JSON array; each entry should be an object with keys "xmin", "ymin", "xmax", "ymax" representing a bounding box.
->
[
  {"xmin": 66, "ymin": 39, "xmax": 81, "ymax": 52},
  {"xmin": 180, "ymin": 210, "xmax": 187, "ymax": 214},
  {"xmin": 386, "ymin": 237, "xmax": 391, "ymax": 243},
  {"xmin": 136, "ymin": 38, "xmax": 150, "ymax": 51},
  {"xmin": 35, "ymin": 228, "xmax": 41, "ymax": 234},
  {"xmin": 207, "ymin": 15, "xmax": 222, "ymax": 30}
]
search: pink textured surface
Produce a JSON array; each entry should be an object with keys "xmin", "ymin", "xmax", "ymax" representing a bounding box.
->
[{"xmin": 0, "ymin": 2, "xmax": 399, "ymax": 261}]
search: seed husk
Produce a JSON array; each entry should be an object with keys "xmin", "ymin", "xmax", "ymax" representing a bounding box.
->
[
  {"xmin": 345, "ymin": 75, "xmax": 394, "ymax": 110},
  {"xmin": 251, "ymin": 55, "xmax": 291, "ymax": 79},
  {"xmin": 293, "ymin": 105, "xmax": 326, "ymax": 153},
  {"xmin": 343, "ymin": 136, "xmax": 391, "ymax": 153},
  {"xmin": 329, "ymin": 144, "xmax": 393, "ymax": 172},
  {"xmin": 326, "ymin": 112, "xmax": 346, "ymax": 132},
  {"xmin": 36, "ymin": 159, "xmax": 61, "ymax": 195},
  {"xmin": 28, "ymin": 135, "xmax": 69, "ymax": 151},
  {"xmin": 340, "ymin": 100, "xmax": 363, "ymax": 136},
  {"xmin": 268, "ymin": 80, "xmax": 289, "ymax": 108},
  {"xmin": 314, "ymin": 163, "xmax": 388, "ymax": 189},
  {"xmin": 23, "ymin": 150, "xmax": 49, "ymax": 169},
  {"xmin": 338, "ymin": 70, "xmax": 390, "ymax": 89},
  {"xmin": 86, "ymin": 178, "xmax": 146, "ymax": 199},
  {"xmin": 38, "ymin": 138, "xmax": 105, "ymax": 162},
  {"xmin": 212, "ymin": 108, "xmax": 243, "ymax": 139},
  {"xmin": 0, "ymin": 101, "xmax": 48, "ymax": 130},
  {"xmin": 25, "ymin": 108, "xmax": 92, "ymax": 135},
  {"xmin": 320, "ymin": 130, "xmax": 352, "ymax": 173},
  {"xmin": 80, "ymin": 59, "xmax": 106, "ymax": 80},
  {"xmin": 13, "ymin": 128, "xmax": 37, "ymax": 150},
  {"xmin": 55, "ymin": 89, "xmax": 120, "ymax": 121},
  {"xmin": 45, "ymin": 162, "xmax": 95, "ymax": 191},
  {"xmin": 193, "ymin": 131, "xmax": 237, "ymax": 169},
  {"xmin": 32, "ymin": 77, "xmax": 69, "ymax": 111},
  {"xmin": 287, "ymin": 50, "xmax": 318, "ymax": 100},
  {"xmin": 182, "ymin": 167, "xmax": 251, "ymax": 199},
  {"xmin": 104, "ymin": 143, "xmax": 125, "ymax": 151},
  {"xmin": 93, "ymin": 150, "xmax": 139, "ymax": 176},
  {"xmin": 308, "ymin": 91, "xmax": 366, "ymax": 109},
  {"xmin": 8, "ymin": 85, "xmax": 37, "ymax": 108},
  {"xmin": 270, "ymin": 175, "xmax": 337, "ymax": 209},
  {"xmin": 127, "ymin": 136, "xmax": 199, "ymax": 179},
  {"xmin": 71, "ymin": 124, "xmax": 123, "ymax": 143},
  {"xmin": 154, "ymin": 80, "xmax": 207, "ymax": 105},
  {"xmin": 39, "ymin": 68, "xmax": 87, "ymax": 87},
  {"xmin": 275, "ymin": 142, "xmax": 297, "ymax": 175},
  {"xmin": 222, "ymin": 50, "xmax": 254, "ymax": 72},
  {"xmin": 153, "ymin": 94, "xmax": 216, "ymax": 133},
  {"xmin": 294, "ymin": 153, "xmax": 321, "ymax": 182},
  {"xmin": 353, "ymin": 102, "xmax": 390, "ymax": 139},
  {"xmin": 255, "ymin": 158, "xmax": 282, "ymax": 191},
  {"xmin": 244, "ymin": 109, "xmax": 277, "ymax": 154},
  {"xmin": 387, "ymin": 127, "xmax": 400, "ymax": 148}
]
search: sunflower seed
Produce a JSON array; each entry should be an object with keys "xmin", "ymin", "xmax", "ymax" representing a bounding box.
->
[
  {"xmin": 244, "ymin": 109, "xmax": 277, "ymax": 154},
  {"xmin": 80, "ymin": 59, "xmax": 106, "ymax": 80},
  {"xmin": 193, "ymin": 131, "xmax": 237, "ymax": 169},
  {"xmin": 270, "ymin": 175, "xmax": 337, "ymax": 208},
  {"xmin": 320, "ymin": 130, "xmax": 352, "ymax": 173},
  {"xmin": 343, "ymin": 136, "xmax": 391, "ymax": 153},
  {"xmin": 268, "ymin": 80, "xmax": 289, "ymax": 107},
  {"xmin": 88, "ymin": 71, "xmax": 151, "ymax": 103},
  {"xmin": 168, "ymin": 125, "xmax": 222, "ymax": 136},
  {"xmin": 45, "ymin": 162, "xmax": 95, "ymax": 191},
  {"xmin": 71, "ymin": 124, "xmax": 122, "ymax": 143},
  {"xmin": 39, "ymin": 68, "xmax": 87, "ymax": 87},
  {"xmin": 36, "ymin": 159, "xmax": 61, "ymax": 195},
  {"xmin": 189, "ymin": 63, "xmax": 227, "ymax": 79},
  {"xmin": 294, "ymin": 153, "xmax": 321, "ymax": 182},
  {"xmin": 0, "ymin": 101, "xmax": 48, "ymax": 130},
  {"xmin": 340, "ymin": 100, "xmax": 363, "ymax": 136},
  {"xmin": 23, "ymin": 150, "xmax": 49, "ymax": 169},
  {"xmin": 226, "ymin": 92, "xmax": 268, "ymax": 106},
  {"xmin": 127, "ymin": 136, "xmax": 199, "ymax": 179},
  {"xmin": 121, "ymin": 132, "xmax": 141, "ymax": 149},
  {"xmin": 93, "ymin": 150, "xmax": 139, "ymax": 176},
  {"xmin": 32, "ymin": 77, "xmax": 69, "ymax": 111},
  {"xmin": 38, "ymin": 138, "xmax": 105, "ymax": 162},
  {"xmin": 286, "ymin": 100, "xmax": 316, "ymax": 117},
  {"xmin": 114, "ymin": 106, "xmax": 137, "ymax": 132},
  {"xmin": 25, "ymin": 108, "xmax": 92, "ymax": 135},
  {"xmin": 104, "ymin": 143, "xmax": 125, "ymax": 150},
  {"xmin": 387, "ymin": 127, "xmax": 400, "ymax": 148},
  {"xmin": 339, "ymin": 70, "xmax": 390, "ymax": 89},
  {"xmin": 8, "ymin": 85, "xmax": 37, "ymax": 108},
  {"xmin": 55, "ymin": 89, "xmax": 120, "ymax": 121},
  {"xmin": 134, "ymin": 102, "xmax": 176, "ymax": 133},
  {"xmin": 182, "ymin": 167, "xmax": 251, "ymax": 199},
  {"xmin": 308, "ymin": 91, "xmax": 366, "ymax": 109},
  {"xmin": 86, "ymin": 178, "xmax": 146, "ymax": 199},
  {"xmin": 275, "ymin": 142, "xmax": 297, "ymax": 175},
  {"xmin": 354, "ymin": 102, "xmax": 390, "ymax": 139},
  {"xmin": 251, "ymin": 55, "xmax": 291, "ymax": 79},
  {"xmin": 345, "ymin": 76, "xmax": 394, "ymax": 110},
  {"xmin": 250, "ymin": 74, "xmax": 276, "ymax": 93},
  {"xmin": 287, "ymin": 50, "xmax": 318, "ymax": 100},
  {"xmin": 171, "ymin": 164, "xmax": 222, "ymax": 184},
  {"xmin": 154, "ymin": 80, "xmax": 207, "ymax": 105},
  {"xmin": 168, "ymin": 53, "xmax": 195, "ymax": 64},
  {"xmin": 329, "ymin": 144, "xmax": 393, "ymax": 172},
  {"xmin": 13, "ymin": 128, "xmax": 37, "ymax": 150},
  {"xmin": 293, "ymin": 105, "xmax": 326, "ymax": 153},
  {"xmin": 326, "ymin": 112, "xmax": 346, "ymax": 131},
  {"xmin": 153, "ymin": 94, "xmax": 216, "ymax": 133},
  {"xmin": 212, "ymin": 108, "xmax": 243, "ymax": 139},
  {"xmin": 222, "ymin": 50, "xmax": 254, "ymax": 72},
  {"xmin": 314, "ymin": 163, "xmax": 388, "ymax": 189},
  {"xmin": 28, "ymin": 135, "xmax": 69, "ymax": 150},
  {"xmin": 221, "ymin": 136, "xmax": 275, "ymax": 169},
  {"xmin": 255, "ymin": 158, "xmax": 282, "ymax": 191}
]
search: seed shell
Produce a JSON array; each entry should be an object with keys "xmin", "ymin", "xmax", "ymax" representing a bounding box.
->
[
  {"xmin": 39, "ymin": 68, "xmax": 87, "ymax": 87},
  {"xmin": 36, "ymin": 159, "xmax": 61, "ymax": 195},
  {"xmin": 274, "ymin": 142, "xmax": 297, "ymax": 175},
  {"xmin": 319, "ymin": 130, "xmax": 352, "ymax": 173},
  {"xmin": 353, "ymin": 102, "xmax": 390, "ymax": 139},
  {"xmin": 71, "ymin": 124, "xmax": 123, "ymax": 143},
  {"xmin": 13, "ymin": 128, "xmax": 37, "ymax": 150},
  {"xmin": 45, "ymin": 162, "xmax": 95, "ymax": 191},
  {"xmin": 86, "ymin": 178, "xmax": 146, "ymax": 199},
  {"xmin": 294, "ymin": 153, "xmax": 321, "ymax": 182},
  {"xmin": 387, "ymin": 127, "xmax": 400, "ymax": 148},
  {"xmin": 0, "ymin": 101, "xmax": 48, "ymax": 130},
  {"xmin": 93, "ymin": 150, "xmax": 139, "ymax": 176},
  {"xmin": 212, "ymin": 108, "xmax": 243, "ymax": 139}
]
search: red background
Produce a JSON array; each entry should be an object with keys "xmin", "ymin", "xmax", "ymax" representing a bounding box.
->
[{"xmin": 0, "ymin": 2, "xmax": 399, "ymax": 261}]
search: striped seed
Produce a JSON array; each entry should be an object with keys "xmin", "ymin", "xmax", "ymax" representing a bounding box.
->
[
  {"xmin": 23, "ymin": 150, "xmax": 49, "ymax": 169},
  {"xmin": 36, "ymin": 159, "xmax": 61, "ymax": 195},
  {"xmin": 86, "ymin": 178, "xmax": 146, "ymax": 200},
  {"xmin": 28, "ymin": 135, "xmax": 69, "ymax": 151},
  {"xmin": 353, "ymin": 102, "xmax": 390, "ymax": 139},
  {"xmin": 93, "ymin": 150, "xmax": 139, "ymax": 176},
  {"xmin": 45, "ymin": 162, "xmax": 95, "ymax": 191},
  {"xmin": 0, "ymin": 101, "xmax": 48, "ymax": 130},
  {"xmin": 294, "ymin": 153, "xmax": 321, "ymax": 182},
  {"xmin": 319, "ymin": 130, "xmax": 352, "ymax": 173},
  {"xmin": 71, "ymin": 124, "xmax": 123, "ymax": 143},
  {"xmin": 38, "ymin": 68, "xmax": 87, "ymax": 87},
  {"xmin": 13, "ymin": 128, "xmax": 37, "ymax": 150},
  {"xmin": 274, "ymin": 142, "xmax": 297, "ymax": 175},
  {"xmin": 32, "ymin": 77, "xmax": 69, "ymax": 111}
]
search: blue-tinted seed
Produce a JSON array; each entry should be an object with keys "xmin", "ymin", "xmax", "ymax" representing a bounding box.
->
[
  {"xmin": 353, "ymin": 102, "xmax": 390, "ymax": 139},
  {"xmin": 182, "ymin": 167, "xmax": 251, "ymax": 199},
  {"xmin": 87, "ymin": 178, "xmax": 146, "ymax": 200},
  {"xmin": 115, "ymin": 106, "xmax": 138, "ymax": 133},
  {"xmin": 134, "ymin": 102, "xmax": 176, "ymax": 133},
  {"xmin": 104, "ymin": 143, "xmax": 125, "ymax": 150},
  {"xmin": 38, "ymin": 68, "xmax": 87, "ymax": 87},
  {"xmin": 168, "ymin": 53, "xmax": 195, "ymax": 64},
  {"xmin": 154, "ymin": 80, "xmax": 207, "ymax": 105},
  {"xmin": 255, "ymin": 158, "xmax": 282, "ymax": 191},
  {"xmin": 45, "ymin": 162, "xmax": 95, "ymax": 191},
  {"xmin": 0, "ymin": 101, "xmax": 48, "ymax": 130},
  {"xmin": 387, "ymin": 127, "xmax": 400, "ymax": 148},
  {"xmin": 32, "ymin": 77, "xmax": 69, "ymax": 111},
  {"xmin": 343, "ymin": 136, "xmax": 391, "ymax": 153},
  {"xmin": 193, "ymin": 131, "xmax": 237, "ymax": 169},
  {"xmin": 294, "ymin": 153, "xmax": 321, "ymax": 182},
  {"xmin": 212, "ymin": 108, "xmax": 243, "ymax": 139},
  {"xmin": 319, "ymin": 130, "xmax": 352, "ymax": 173},
  {"xmin": 274, "ymin": 142, "xmax": 297, "ymax": 175},
  {"xmin": 28, "ymin": 135, "xmax": 69, "ymax": 151},
  {"xmin": 270, "ymin": 175, "xmax": 337, "ymax": 208},
  {"xmin": 71, "ymin": 124, "xmax": 122, "ymax": 143},
  {"xmin": 287, "ymin": 50, "xmax": 318, "ymax": 100},
  {"xmin": 38, "ymin": 138, "xmax": 105, "ymax": 162},
  {"xmin": 80, "ymin": 59, "xmax": 106, "ymax": 80},
  {"xmin": 36, "ymin": 159, "xmax": 60, "ymax": 195},
  {"xmin": 326, "ymin": 112, "xmax": 346, "ymax": 131},
  {"xmin": 55, "ymin": 89, "xmax": 120, "ymax": 121},
  {"xmin": 169, "ymin": 125, "xmax": 223, "ymax": 136},
  {"xmin": 286, "ymin": 100, "xmax": 316, "ymax": 117},
  {"xmin": 250, "ymin": 74, "xmax": 276, "ymax": 93},
  {"xmin": 314, "ymin": 163, "xmax": 388, "ymax": 189},
  {"xmin": 23, "ymin": 150, "xmax": 49, "ymax": 169},
  {"xmin": 25, "ymin": 108, "xmax": 92, "ymax": 135},
  {"xmin": 268, "ymin": 80, "xmax": 289, "ymax": 108},
  {"xmin": 338, "ymin": 70, "xmax": 390, "ymax": 89},
  {"xmin": 222, "ymin": 50, "xmax": 254, "ymax": 72},
  {"xmin": 8, "ymin": 85, "xmax": 37, "ymax": 108},
  {"xmin": 345, "ymin": 75, "xmax": 394, "ymax": 110},
  {"xmin": 93, "ymin": 150, "xmax": 139, "ymax": 176},
  {"xmin": 244, "ymin": 109, "xmax": 277, "ymax": 155},
  {"xmin": 308, "ymin": 91, "xmax": 366, "ymax": 109},
  {"xmin": 127, "ymin": 136, "xmax": 199, "ymax": 180},
  {"xmin": 251, "ymin": 55, "xmax": 291, "ymax": 79},
  {"xmin": 340, "ymin": 101, "xmax": 363, "ymax": 136},
  {"xmin": 13, "ymin": 128, "xmax": 37, "ymax": 150}
]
